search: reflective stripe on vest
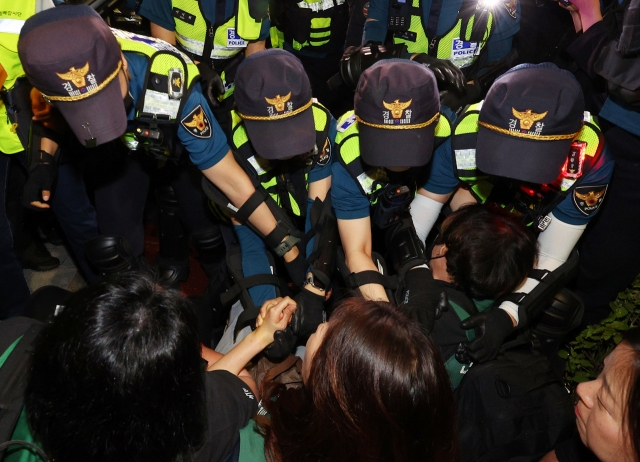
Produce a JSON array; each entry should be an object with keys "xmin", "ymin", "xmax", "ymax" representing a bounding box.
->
[
  {"xmin": 451, "ymin": 103, "xmax": 604, "ymax": 206},
  {"xmin": 274, "ymin": 0, "xmax": 348, "ymax": 53},
  {"xmin": 228, "ymin": 102, "xmax": 331, "ymax": 216},
  {"xmin": 336, "ymin": 110, "xmax": 452, "ymax": 201},
  {"xmin": 0, "ymin": 0, "xmax": 36, "ymax": 154},
  {"xmin": 296, "ymin": 0, "xmax": 345, "ymax": 13},
  {"xmin": 392, "ymin": 0, "xmax": 494, "ymax": 68},
  {"xmin": 172, "ymin": 0, "xmax": 262, "ymax": 61}
]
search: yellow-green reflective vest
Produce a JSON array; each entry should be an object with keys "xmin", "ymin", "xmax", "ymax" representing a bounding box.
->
[
  {"xmin": 114, "ymin": 29, "xmax": 200, "ymax": 154},
  {"xmin": 269, "ymin": 0, "xmax": 348, "ymax": 54},
  {"xmin": 392, "ymin": 0, "xmax": 494, "ymax": 69},
  {"xmin": 225, "ymin": 101, "xmax": 331, "ymax": 219},
  {"xmin": 0, "ymin": 0, "xmax": 36, "ymax": 154},
  {"xmin": 171, "ymin": 0, "xmax": 264, "ymax": 61},
  {"xmin": 450, "ymin": 101, "xmax": 605, "ymax": 226},
  {"xmin": 335, "ymin": 109, "xmax": 452, "ymax": 203}
]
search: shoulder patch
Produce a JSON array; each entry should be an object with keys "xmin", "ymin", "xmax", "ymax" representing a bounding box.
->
[
  {"xmin": 504, "ymin": 0, "xmax": 517, "ymax": 19},
  {"xmin": 337, "ymin": 113, "xmax": 356, "ymax": 132},
  {"xmin": 181, "ymin": 105, "xmax": 212, "ymax": 139},
  {"xmin": 316, "ymin": 137, "xmax": 332, "ymax": 167},
  {"xmin": 573, "ymin": 184, "xmax": 608, "ymax": 216}
]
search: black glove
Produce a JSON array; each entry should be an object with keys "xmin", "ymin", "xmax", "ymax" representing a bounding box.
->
[
  {"xmin": 23, "ymin": 150, "xmax": 56, "ymax": 210},
  {"xmin": 401, "ymin": 267, "xmax": 447, "ymax": 335},
  {"xmin": 263, "ymin": 327, "xmax": 296, "ymax": 361},
  {"xmin": 284, "ymin": 248, "xmax": 308, "ymax": 289},
  {"xmin": 440, "ymin": 81, "xmax": 483, "ymax": 114},
  {"xmin": 411, "ymin": 54, "xmax": 466, "ymax": 93},
  {"xmin": 196, "ymin": 62, "xmax": 225, "ymax": 108},
  {"xmin": 290, "ymin": 288, "xmax": 325, "ymax": 338},
  {"xmin": 460, "ymin": 309, "xmax": 515, "ymax": 364}
]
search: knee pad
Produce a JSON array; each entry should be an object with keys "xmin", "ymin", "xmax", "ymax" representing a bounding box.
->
[{"xmin": 85, "ymin": 235, "xmax": 139, "ymax": 276}]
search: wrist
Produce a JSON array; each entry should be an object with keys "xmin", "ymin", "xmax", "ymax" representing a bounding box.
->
[{"xmin": 248, "ymin": 328, "xmax": 275, "ymax": 350}]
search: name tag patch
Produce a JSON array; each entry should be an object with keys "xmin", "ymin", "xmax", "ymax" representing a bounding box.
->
[
  {"xmin": 172, "ymin": 8, "xmax": 195, "ymax": 25},
  {"xmin": 227, "ymin": 28, "xmax": 247, "ymax": 48}
]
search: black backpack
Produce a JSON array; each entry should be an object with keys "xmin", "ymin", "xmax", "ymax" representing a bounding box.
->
[
  {"xmin": 0, "ymin": 317, "xmax": 47, "ymax": 462},
  {"xmin": 454, "ymin": 347, "xmax": 575, "ymax": 462}
]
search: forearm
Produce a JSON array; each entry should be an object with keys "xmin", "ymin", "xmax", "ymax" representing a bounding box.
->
[
  {"xmin": 203, "ymin": 344, "xmax": 259, "ymax": 397},
  {"xmin": 344, "ymin": 249, "xmax": 389, "ymax": 301},
  {"xmin": 150, "ymin": 22, "xmax": 176, "ymax": 45},
  {"xmin": 40, "ymin": 137, "xmax": 58, "ymax": 156},
  {"xmin": 209, "ymin": 329, "xmax": 272, "ymax": 375},
  {"xmin": 410, "ymin": 189, "xmax": 449, "ymax": 243}
]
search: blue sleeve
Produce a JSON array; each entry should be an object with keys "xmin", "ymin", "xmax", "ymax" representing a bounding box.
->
[
  {"xmin": 308, "ymin": 114, "xmax": 336, "ymax": 183},
  {"xmin": 362, "ymin": 0, "xmax": 389, "ymax": 43},
  {"xmin": 305, "ymin": 198, "xmax": 314, "ymax": 270},
  {"xmin": 179, "ymin": 83, "xmax": 231, "ymax": 170},
  {"xmin": 484, "ymin": 0, "xmax": 520, "ymax": 64},
  {"xmin": 234, "ymin": 225, "xmax": 277, "ymax": 306},
  {"xmin": 421, "ymin": 139, "xmax": 459, "ymax": 194},
  {"xmin": 552, "ymin": 146, "xmax": 615, "ymax": 225},
  {"xmin": 138, "ymin": 0, "xmax": 176, "ymax": 31},
  {"xmin": 331, "ymin": 162, "xmax": 371, "ymax": 220}
]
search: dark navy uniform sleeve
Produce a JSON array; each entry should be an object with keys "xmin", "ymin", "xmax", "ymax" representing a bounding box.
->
[
  {"xmin": 258, "ymin": 17, "xmax": 270, "ymax": 41},
  {"xmin": 138, "ymin": 0, "xmax": 176, "ymax": 31},
  {"xmin": 421, "ymin": 138, "xmax": 459, "ymax": 194},
  {"xmin": 484, "ymin": 0, "xmax": 520, "ymax": 64},
  {"xmin": 331, "ymin": 162, "xmax": 370, "ymax": 219},
  {"xmin": 362, "ymin": 0, "xmax": 389, "ymax": 43},
  {"xmin": 179, "ymin": 82, "xmax": 231, "ymax": 170},
  {"xmin": 552, "ymin": 146, "xmax": 614, "ymax": 225},
  {"xmin": 308, "ymin": 114, "xmax": 337, "ymax": 183}
]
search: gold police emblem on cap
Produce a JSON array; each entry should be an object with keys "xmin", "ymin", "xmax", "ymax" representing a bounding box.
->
[
  {"xmin": 265, "ymin": 92, "xmax": 292, "ymax": 112},
  {"xmin": 56, "ymin": 62, "xmax": 90, "ymax": 89},
  {"xmin": 512, "ymin": 108, "xmax": 548, "ymax": 131},
  {"xmin": 383, "ymin": 99, "xmax": 412, "ymax": 119}
]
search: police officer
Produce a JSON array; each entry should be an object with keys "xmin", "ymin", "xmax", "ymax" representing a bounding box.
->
[
  {"xmin": 410, "ymin": 63, "xmax": 614, "ymax": 363},
  {"xmin": 561, "ymin": 0, "xmax": 640, "ymax": 327},
  {"xmin": 361, "ymin": 0, "xmax": 521, "ymax": 107},
  {"xmin": 209, "ymin": 49, "xmax": 337, "ymax": 355},
  {"xmin": 138, "ymin": 0, "xmax": 269, "ymax": 136},
  {"xmin": 18, "ymin": 6, "xmax": 300, "ymax": 286},
  {"xmin": 0, "ymin": 0, "xmax": 55, "ymax": 319},
  {"xmin": 332, "ymin": 59, "xmax": 447, "ymax": 302},
  {"xmin": 269, "ymin": 0, "xmax": 350, "ymax": 115}
]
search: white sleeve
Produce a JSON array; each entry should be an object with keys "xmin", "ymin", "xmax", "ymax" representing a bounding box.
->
[
  {"xmin": 410, "ymin": 194, "xmax": 444, "ymax": 244},
  {"xmin": 498, "ymin": 213, "xmax": 587, "ymax": 325}
]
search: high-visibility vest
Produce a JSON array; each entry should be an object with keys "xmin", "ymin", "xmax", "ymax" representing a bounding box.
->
[{"xmin": 0, "ymin": 0, "xmax": 36, "ymax": 154}]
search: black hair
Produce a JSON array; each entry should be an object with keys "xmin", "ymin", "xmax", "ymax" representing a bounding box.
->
[
  {"xmin": 436, "ymin": 203, "xmax": 538, "ymax": 300},
  {"xmin": 25, "ymin": 272, "xmax": 206, "ymax": 462}
]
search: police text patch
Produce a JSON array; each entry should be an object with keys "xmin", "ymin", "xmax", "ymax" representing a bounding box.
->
[
  {"xmin": 172, "ymin": 8, "xmax": 196, "ymax": 25},
  {"xmin": 573, "ymin": 185, "xmax": 607, "ymax": 216},
  {"xmin": 181, "ymin": 105, "xmax": 212, "ymax": 139}
]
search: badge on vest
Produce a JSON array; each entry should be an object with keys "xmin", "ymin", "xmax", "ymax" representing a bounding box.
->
[
  {"xmin": 451, "ymin": 39, "xmax": 478, "ymax": 61},
  {"xmin": 181, "ymin": 105, "xmax": 212, "ymax": 139},
  {"xmin": 337, "ymin": 113, "xmax": 356, "ymax": 132},
  {"xmin": 227, "ymin": 28, "xmax": 247, "ymax": 48},
  {"xmin": 316, "ymin": 138, "xmax": 332, "ymax": 167},
  {"xmin": 168, "ymin": 68, "xmax": 184, "ymax": 99},
  {"xmin": 573, "ymin": 185, "xmax": 607, "ymax": 216},
  {"xmin": 172, "ymin": 7, "xmax": 196, "ymax": 25},
  {"xmin": 394, "ymin": 30, "xmax": 417, "ymax": 42}
]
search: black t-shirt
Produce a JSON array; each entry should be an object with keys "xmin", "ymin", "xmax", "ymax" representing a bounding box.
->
[
  {"xmin": 555, "ymin": 431, "xmax": 599, "ymax": 462},
  {"xmin": 192, "ymin": 370, "xmax": 258, "ymax": 462}
]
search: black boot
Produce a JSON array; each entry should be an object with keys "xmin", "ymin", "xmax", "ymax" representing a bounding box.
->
[{"xmin": 155, "ymin": 185, "xmax": 190, "ymax": 285}]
